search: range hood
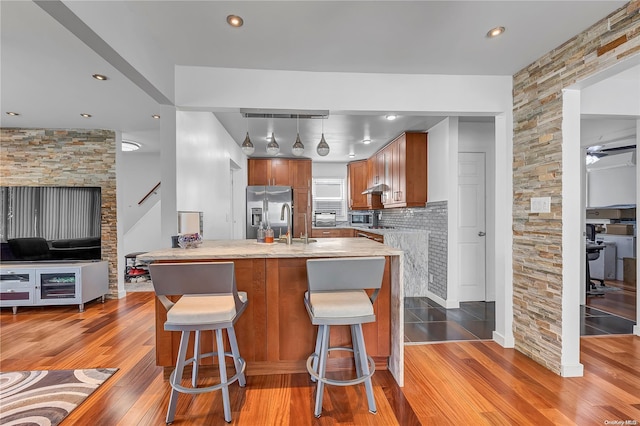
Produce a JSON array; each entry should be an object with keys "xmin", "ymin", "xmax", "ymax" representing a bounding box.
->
[{"xmin": 361, "ymin": 184, "xmax": 389, "ymax": 195}]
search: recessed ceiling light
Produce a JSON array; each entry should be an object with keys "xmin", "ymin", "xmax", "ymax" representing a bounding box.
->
[
  {"xmin": 122, "ymin": 140, "xmax": 141, "ymax": 152},
  {"xmin": 385, "ymin": 114, "xmax": 397, "ymax": 121},
  {"xmin": 80, "ymin": 113, "xmax": 92, "ymax": 118},
  {"xmin": 486, "ymin": 26, "xmax": 505, "ymax": 38},
  {"xmin": 92, "ymin": 74, "xmax": 108, "ymax": 81},
  {"xmin": 151, "ymin": 114, "xmax": 160, "ymax": 119},
  {"xmin": 227, "ymin": 15, "xmax": 244, "ymax": 27},
  {"xmin": 6, "ymin": 112, "xmax": 20, "ymax": 116},
  {"xmin": 362, "ymin": 139, "xmax": 371, "ymax": 145}
]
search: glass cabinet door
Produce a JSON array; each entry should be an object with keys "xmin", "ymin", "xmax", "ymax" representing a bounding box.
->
[{"xmin": 37, "ymin": 271, "xmax": 78, "ymax": 301}]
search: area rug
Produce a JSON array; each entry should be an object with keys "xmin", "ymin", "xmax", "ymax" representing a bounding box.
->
[
  {"xmin": 591, "ymin": 285, "xmax": 622, "ymax": 293},
  {"xmin": 0, "ymin": 368, "xmax": 117, "ymax": 426}
]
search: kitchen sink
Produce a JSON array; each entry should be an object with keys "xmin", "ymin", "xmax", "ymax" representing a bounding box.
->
[{"xmin": 277, "ymin": 238, "xmax": 317, "ymax": 244}]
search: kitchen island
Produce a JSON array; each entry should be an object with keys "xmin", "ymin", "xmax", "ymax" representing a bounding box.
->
[{"xmin": 138, "ymin": 238, "xmax": 405, "ymax": 386}]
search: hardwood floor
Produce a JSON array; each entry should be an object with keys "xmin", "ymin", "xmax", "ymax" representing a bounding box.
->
[
  {"xmin": 1, "ymin": 292, "xmax": 639, "ymax": 425},
  {"xmin": 586, "ymin": 280, "xmax": 637, "ymax": 321}
]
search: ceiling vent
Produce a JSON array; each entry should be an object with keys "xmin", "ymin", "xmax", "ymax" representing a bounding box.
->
[{"xmin": 240, "ymin": 108, "xmax": 329, "ymax": 119}]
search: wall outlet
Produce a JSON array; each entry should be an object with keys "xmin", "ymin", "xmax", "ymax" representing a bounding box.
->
[{"xmin": 429, "ymin": 273, "xmax": 434, "ymax": 283}]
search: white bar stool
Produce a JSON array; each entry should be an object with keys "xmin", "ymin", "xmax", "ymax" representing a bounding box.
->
[
  {"xmin": 149, "ymin": 262, "xmax": 248, "ymax": 424},
  {"xmin": 304, "ymin": 256, "xmax": 386, "ymax": 418}
]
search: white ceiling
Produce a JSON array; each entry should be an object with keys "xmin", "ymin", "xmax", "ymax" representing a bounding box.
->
[{"xmin": 0, "ymin": 0, "xmax": 634, "ymax": 160}]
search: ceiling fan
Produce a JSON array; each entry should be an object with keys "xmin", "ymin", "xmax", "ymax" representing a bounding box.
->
[{"xmin": 587, "ymin": 144, "xmax": 636, "ymax": 158}]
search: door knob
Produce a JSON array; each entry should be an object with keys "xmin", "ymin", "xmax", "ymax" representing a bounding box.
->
[{"xmin": 478, "ymin": 231, "xmax": 486, "ymax": 236}]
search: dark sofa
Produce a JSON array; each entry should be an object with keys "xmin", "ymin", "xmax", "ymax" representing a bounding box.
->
[{"xmin": 5, "ymin": 237, "xmax": 101, "ymax": 261}]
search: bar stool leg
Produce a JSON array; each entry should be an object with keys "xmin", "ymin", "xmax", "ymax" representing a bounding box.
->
[
  {"xmin": 314, "ymin": 324, "xmax": 330, "ymax": 418},
  {"xmin": 216, "ymin": 329, "xmax": 232, "ymax": 423},
  {"xmin": 310, "ymin": 324, "xmax": 324, "ymax": 383},
  {"xmin": 167, "ymin": 330, "xmax": 190, "ymax": 424},
  {"xmin": 354, "ymin": 325, "xmax": 376, "ymax": 414},
  {"xmin": 226, "ymin": 326, "xmax": 246, "ymax": 387},
  {"xmin": 351, "ymin": 324, "xmax": 363, "ymax": 378},
  {"xmin": 192, "ymin": 330, "xmax": 200, "ymax": 387}
]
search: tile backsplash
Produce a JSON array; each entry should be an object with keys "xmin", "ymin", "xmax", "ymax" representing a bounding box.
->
[{"xmin": 378, "ymin": 201, "xmax": 448, "ymax": 299}]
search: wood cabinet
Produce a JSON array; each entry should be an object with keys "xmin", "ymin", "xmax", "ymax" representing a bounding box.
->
[
  {"xmin": 155, "ymin": 256, "xmax": 391, "ymax": 375},
  {"xmin": 311, "ymin": 228, "xmax": 356, "ymax": 238},
  {"xmin": 347, "ymin": 160, "xmax": 368, "ymax": 210},
  {"xmin": 289, "ymin": 159, "xmax": 312, "ymax": 238},
  {"xmin": 248, "ymin": 158, "xmax": 291, "ymax": 186},
  {"xmin": 348, "ymin": 159, "xmax": 383, "ymax": 211},
  {"xmin": 383, "ymin": 132, "xmax": 427, "ymax": 208},
  {"xmin": 248, "ymin": 158, "xmax": 312, "ymax": 238}
]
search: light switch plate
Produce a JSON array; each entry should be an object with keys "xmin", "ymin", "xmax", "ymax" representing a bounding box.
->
[{"xmin": 531, "ymin": 197, "xmax": 551, "ymax": 213}]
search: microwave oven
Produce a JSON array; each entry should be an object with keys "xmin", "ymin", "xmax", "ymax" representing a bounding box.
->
[{"xmin": 349, "ymin": 212, "xmax": 374, "ymax": 226}]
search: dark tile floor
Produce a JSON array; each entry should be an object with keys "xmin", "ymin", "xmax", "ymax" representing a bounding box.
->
[
  {"xmin": 404, "ymin": 297, "xmax": 495, "ymax": 343},
  {"xmin": 581, "ymin": 305, "xmax": 636, "ymax": 335},
  {"xmin": 404, "ymin": 297, "xmax": 636, "ymax": 343}
]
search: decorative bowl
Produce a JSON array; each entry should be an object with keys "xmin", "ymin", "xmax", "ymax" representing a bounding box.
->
[{"xmin": 178, "ymin": 233, "xmax": 202, "ymax": 249}]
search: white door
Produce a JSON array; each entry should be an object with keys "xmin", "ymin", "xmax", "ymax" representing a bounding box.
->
[{"xmin": 457, "ymin": 152, "xmax": 486, "ymax": 302}]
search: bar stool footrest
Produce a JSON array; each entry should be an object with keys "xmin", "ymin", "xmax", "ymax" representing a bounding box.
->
[
  {"xmin": 170, "ymin": 352, "xmax": 246, "ymax": 395},
  {"xmin": 306, "ymin": 346, "xmax": 375, "ymax": 387}
]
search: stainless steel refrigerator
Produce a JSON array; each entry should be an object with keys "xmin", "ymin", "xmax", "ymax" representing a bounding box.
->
[{"xmin": 246, "ymin": 186, "xmax": 293, "ymax": 239}]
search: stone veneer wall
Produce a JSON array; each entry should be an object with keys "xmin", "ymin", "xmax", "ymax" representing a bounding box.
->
[
  {"xmin": 0, "ymin": 128, "xmax": 118, "ymax": 295},
  {"xmin": 512, "ymin": 2, "xmax": 639, "ymax": 373},
  {"xmin": 378, "ymin": 201, "xmax": 448, "ymax": 299}
]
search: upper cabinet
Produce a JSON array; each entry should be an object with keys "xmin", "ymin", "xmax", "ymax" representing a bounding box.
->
[
  {"xmin": 347, "ymin": 160, "xmax": 368, "ymax": 210},
  {"xmin": 248, "ymin": 158, "xmax": 291, "ymax": 186},
  {"xmin": 383, "ymin": 132, "xmax": 427, "ymax": 208},
  {"xmin": 348, "ymin": 159, "xmax": 384, "ymax": 211},
  {"xmin": 248, "ymin": 158, "xmax": 312, "ymax": 237},
  {"xmin": 346, "ymin": 132, "xmax": 427, "ymax": 210}
]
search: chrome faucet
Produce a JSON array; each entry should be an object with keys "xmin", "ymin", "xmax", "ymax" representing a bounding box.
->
[{"xmin": 280, "ymin": 203, "xmax": 292, "ymax": 245}]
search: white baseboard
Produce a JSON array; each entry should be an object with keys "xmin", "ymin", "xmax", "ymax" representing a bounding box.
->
[
  {"xmin": 634, "ymin": 324, "xmax": 639, "ymax": 336},
  {"xmin": 561, "ymin": 363, "xmax": 584, "ymax": 377},
  {"xmin": 426, "ymin": 291, "xmax": 459, "ymax": 309},
  {"xmin": 492, "ymin": 330, "xmax": 515, "ymax": 348}
]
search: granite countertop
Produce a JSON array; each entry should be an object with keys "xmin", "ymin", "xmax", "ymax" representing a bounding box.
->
[
  {"xmin": 312, "ymin": 225, "xmax": 427, "ymax": 236},
  {"xmin": 138, "ymin": 237, "xmax": 403, "ymax": 262}
]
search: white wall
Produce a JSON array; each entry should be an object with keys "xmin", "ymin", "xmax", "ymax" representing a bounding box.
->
[
  {"xmin": 123, "ymin": 201, "xmax": 163, "ymax": 254},
  {"xmin": 175, "ymin": 67, "xmax": 512, "ymax": 115},
  {"xmin": 176, "ymin": 111, "xmax": 247, "ymax": 240},
  {"xmin": 119, "ymin": 152, "xmax": 161, "ymax": 233},
  {"xmin": 312, "ymin": 162, "xmax": 348, "ymax": 180},
  {"xmin": 587, "ymin": 153, "xmax": 637, "ymax": 207},
  {"xmin": 427, "ymin": 119, "xmax": 449, "ymax": 202}
]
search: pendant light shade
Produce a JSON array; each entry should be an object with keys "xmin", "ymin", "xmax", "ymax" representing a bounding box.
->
[
  {"xmin": 316, "ymin": 134, "xmax": 330, "ymax": 156},
  {"xmin": 292, "ymin": 133, "xmax": 305, "ymax": 156},
  {"xmin": 292, "ymin": 115, "xmax": 304, "ymax": 156},
  {"xmin": 316, "ymin": 118, "xmax": 329, "ymax": 156},
  {"xmin": 266, "ymin": 132, "xmax": 280, "ymax": 155},
  {"xmin": 241, "ymin": 131, "xmax": 255, "ymax": 155}
]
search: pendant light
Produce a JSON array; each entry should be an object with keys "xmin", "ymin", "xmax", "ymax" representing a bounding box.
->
[
  {"xmin": 266, "ymin": 132, "xmax": 280, "ymax": 155},
  {"xmin": 292, "ymin": 115, "xmax": 305, "ymax": 156},
  {"xmin": 241, "ymin": 117, "xmax": 255, "ymax": 155},
  {"xmin": 316, "ymin": 117, "xmax": 330, "ymax": 156}
]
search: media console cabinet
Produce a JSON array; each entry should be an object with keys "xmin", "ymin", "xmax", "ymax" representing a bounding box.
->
[{"xmin": 0, "ymin": 261, "xmax": 108, "ymax": 314}]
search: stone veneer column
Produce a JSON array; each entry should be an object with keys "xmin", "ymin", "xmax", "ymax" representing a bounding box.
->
[
  {"xmin": 512, "ymin": 1, "xmax": 639, "ymax": 374},
  {"xmin": 0, "ymin": 128, "xmax": 118, "ymax": 295}
]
